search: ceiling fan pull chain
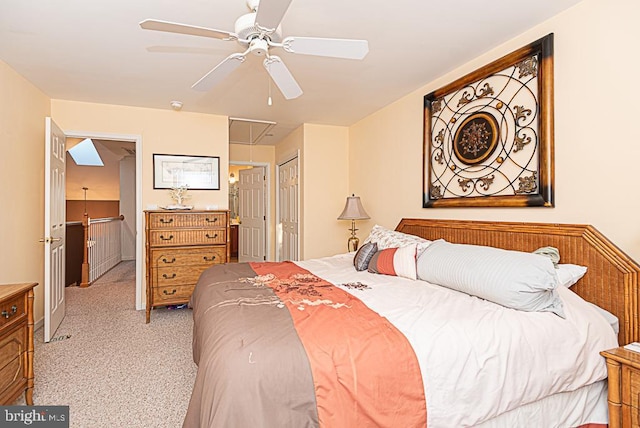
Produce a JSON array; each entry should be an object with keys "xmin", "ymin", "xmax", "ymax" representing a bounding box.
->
[{"xmin": 268, "ymin": 68, "xmax": 273, "ymax": 106}]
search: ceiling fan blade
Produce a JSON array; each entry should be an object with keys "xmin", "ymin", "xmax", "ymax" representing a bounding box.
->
[
  {"xmin": 140, "ymin": 19, "xmax": 237, "ymax": 41},
  {"xmin": 192, "ymin": 53, "xmax": 246, "ymax": 92},
  {"xmin": 282, "ymin": 36, "xmax": 369, "ymax": 59},
  {"xmin": 255, "ymin": 0, "xmax": 293, "ymax": 31},
  {"xmin": 146, "ymin": 45, "xmax": 225, "ymax": 55},
  {"xmin": 263, "ymin": 56, "xmax": 302, "ymax": 100}
]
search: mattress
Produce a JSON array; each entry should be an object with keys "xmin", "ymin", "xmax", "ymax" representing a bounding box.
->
[{"xmin": 184, "ymin": 252, "xmax": 618, "ymax": 427}]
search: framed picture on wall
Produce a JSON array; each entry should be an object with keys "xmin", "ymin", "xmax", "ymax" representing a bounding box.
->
[
  {"xmin": 153, "ymin": 154, "xmax": 220, "ymax": 190},
  {"xmin": 423, "ymin": 33, "xmax": 554, "ymax": 208}
]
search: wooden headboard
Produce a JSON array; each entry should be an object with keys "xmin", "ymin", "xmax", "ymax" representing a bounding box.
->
[{"xmin": 396, "ymin": 218, "xmax": 640, "ymax": 345}]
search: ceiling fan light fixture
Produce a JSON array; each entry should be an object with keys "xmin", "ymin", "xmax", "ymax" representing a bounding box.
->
[{"xmin": 249, "ymin": 38, "xmax": 269, "ymax": 56}]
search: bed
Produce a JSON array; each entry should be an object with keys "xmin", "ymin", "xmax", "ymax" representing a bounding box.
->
[{"xmin": 183, "ymin": 219, "xmax": 640, "ymax": 428}]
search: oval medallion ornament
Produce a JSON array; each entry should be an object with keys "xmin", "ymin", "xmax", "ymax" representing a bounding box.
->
[{"xmin": 453, "ymin": 112, "xmax": 499, "ymax": 165}]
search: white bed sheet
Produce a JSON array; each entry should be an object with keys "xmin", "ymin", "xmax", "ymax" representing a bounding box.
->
[{"xmin": 297, "ymin": 253, "xmax": 618, "ymax": 427}]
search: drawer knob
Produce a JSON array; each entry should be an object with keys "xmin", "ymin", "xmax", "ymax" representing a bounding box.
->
[
  {"xmin": 2, "ymin": 305, "xmax": 18, "ymax": 319},
  {"xmin": 160, "ymin": 235, "xmax": 174, "ymax": 241},
  {"xmin": 205, "ymin": 233, "xmax": 218, "ymax": 239},
  {"xmin": 163, "ymin": 289, "xmax": 177, "ymax": 295},
  {"xmin": 203, "ymin": 255, "xmax": 217, "ymax": 262},
  {"xmin": 160, "ymin": 218, "xmax": 174, "ymax": 224},
  {"xmin": 162, "ymin": 273, "xmax": 177, "ymax": 279},
  {"xmin": 206, "ymin": 217, "xmax": 218, "ymax": 223},
  {"xmin": 162, "ymin": 257, "xmax": 176, "ymax": 264}
]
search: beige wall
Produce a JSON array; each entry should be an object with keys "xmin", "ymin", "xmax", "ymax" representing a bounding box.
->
[
  {"xmin": 51, "ymin": 100, "xmax": 229, "ymax": 210},
  {"xmin": 66, "ymin": 140, "xmax": 122, "ymax": 201},
  {"xmin": 0, "ymin": 60, "xmax": 51, "ymax": 322},
  {"xmin": 273, "ymin": 124, "xmax": 350, "ymax": 260},
  {"xmin": 229, "ymin": 143, "xmax": 277, "ymax": 260},
  {"xmin": 302, "ymin": 124, "xmax": 350, "ymax": 259},
  {"xmin": 120, "ymin": 155, "xmax": 136, "ymax": 260},
  {"xmin": 350, "ymin": 0, "xmax": 640, "ymax": 262}
]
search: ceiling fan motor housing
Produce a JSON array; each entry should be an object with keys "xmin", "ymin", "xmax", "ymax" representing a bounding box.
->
[{"xmin": 235, "ymin": 12, "xmax": 282, "ymax": 45}]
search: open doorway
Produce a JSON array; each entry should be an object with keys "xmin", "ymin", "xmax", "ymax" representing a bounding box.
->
[
  {"xmin": 64, "ymin": 131, "xmax": 143, "ymax": 310},
  {"xmin": 229, "ymin": 162, "xmax": 269, "ymax": 262}
]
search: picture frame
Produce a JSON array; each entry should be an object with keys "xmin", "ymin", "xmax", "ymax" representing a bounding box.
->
[
  {"xmin": 153, "ymin": 154, "xmax": 220, "ymax": 190},
  {"xmin": 423, "ymin": 33, "xmax": 554, "ymax": 208}
]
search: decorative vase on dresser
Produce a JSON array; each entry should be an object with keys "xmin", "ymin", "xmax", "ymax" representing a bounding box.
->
[
  {"xmin": 0, "ymin": 282, "xmax": 36, "ymax": 405},
  {"xmin": 144, "ymin": 210, "xmax": 229, "ymax": 323}
]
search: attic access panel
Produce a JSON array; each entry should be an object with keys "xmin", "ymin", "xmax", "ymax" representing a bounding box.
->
[{"xmin": 229, "ymin": 117, "xmax": 276, "ymax": 145}]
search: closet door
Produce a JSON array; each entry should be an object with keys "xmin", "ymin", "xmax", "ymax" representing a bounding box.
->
[
  {"xmin": 277, "ymin": 157, "xmax": 299, "ymax": 261},
  {"xmin": 238, "ymin": 166, "xmax": 266, "ymax": 262}
]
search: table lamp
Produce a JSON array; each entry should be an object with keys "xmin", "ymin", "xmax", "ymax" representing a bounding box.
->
[{"xmin": 337, "ymin": 194, "xmax": 370, "ymax": 252}]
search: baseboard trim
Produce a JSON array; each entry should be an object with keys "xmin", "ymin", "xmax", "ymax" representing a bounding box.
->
[{"xmin": 34, "ymin": 317, "xmax": 44, "ymax": 332}]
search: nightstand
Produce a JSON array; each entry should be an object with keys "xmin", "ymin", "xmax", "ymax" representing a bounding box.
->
[
  {"xmin": 0, "ymin": 283, "xmax": 36, "ymax": 405},
  {"xmin": 601, "ymin": 347, "xmax": 640, "ymax": 428}
]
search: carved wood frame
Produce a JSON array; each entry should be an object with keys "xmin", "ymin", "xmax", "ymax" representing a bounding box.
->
[{"xmin": 423, "ymin": 33, "xmax": 554, "ymax": 208}]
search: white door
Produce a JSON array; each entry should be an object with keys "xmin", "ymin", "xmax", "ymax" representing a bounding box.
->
[
  {"xmin": 238, "ymin": 167, "xmax": 266, "ymax": 262},
  {"xmin": 44, "ymin": 118, "xmax": 66, "ymax": 342},
  {"xmin": 278, "ymin": 157, "xmax": 299, "ymax": 261}
]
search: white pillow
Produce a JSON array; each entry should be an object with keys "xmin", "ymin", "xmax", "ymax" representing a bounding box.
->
[
  {"xmin": 416, "ymin": 240, "xmax": 565, "ymax": 317},
  {"xmin": 588, "ymin": 303, "xmax": 619, "ymax": 335},
  {"xmin": 364, "ymin": 224, "xmax": 431, "ymax": 255},
  {"xmin": 556, "ymin": 264, "xmax": 588, "ymax": 288}
]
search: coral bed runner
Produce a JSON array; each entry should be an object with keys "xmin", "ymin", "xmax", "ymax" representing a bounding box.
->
[{"xmin": 250, "ymin": 261, "xmax": 427, "ymax": 427}]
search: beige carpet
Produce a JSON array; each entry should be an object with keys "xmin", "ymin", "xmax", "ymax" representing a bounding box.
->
[{"xmin": 14, "ymin": 261, "xmax": 197, "ymax": 427}]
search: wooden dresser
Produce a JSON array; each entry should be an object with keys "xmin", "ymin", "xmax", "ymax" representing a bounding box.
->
[
  {"xmin": 0, "ymin": 282, "xmax": 35, "ymax": 405},
  {"xmin": 601, "ymin": 346, "xmax": 640, "ymax": 428},
  {"xmin": 145, "ymin": 210, "xmax": 229, "ymax": 323}
]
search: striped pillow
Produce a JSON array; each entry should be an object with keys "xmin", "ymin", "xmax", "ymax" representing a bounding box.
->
[
  {"xmin": 416, "ymin": 240, "xmax": 564, "ymax": 317},
  {"xmin": 353, "ymin": 242, "xmax": 378, "ymax": 271},
  {"xmin": 367, "ymin": 244, "xmax": 417, "ymax": 280}
]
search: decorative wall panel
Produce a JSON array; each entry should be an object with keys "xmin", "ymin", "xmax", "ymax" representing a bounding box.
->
[{"xmin": 423, "ymin": 34, "xmax": 554, "ymax": 207}]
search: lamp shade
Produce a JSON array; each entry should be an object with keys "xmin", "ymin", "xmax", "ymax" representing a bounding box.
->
[{"xmin": 337, "ymin": 195, "xmax": 370, "ymax": 220}]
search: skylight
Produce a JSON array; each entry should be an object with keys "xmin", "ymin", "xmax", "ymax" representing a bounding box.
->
[{"xmin": 68, "ymin": 138, "xmax": 104, "ymax": 166}]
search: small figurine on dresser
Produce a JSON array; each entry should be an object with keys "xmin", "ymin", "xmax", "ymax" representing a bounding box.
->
[{"xmin": 163, "ymin": 186, "xmax": 193, "ymax": 210}]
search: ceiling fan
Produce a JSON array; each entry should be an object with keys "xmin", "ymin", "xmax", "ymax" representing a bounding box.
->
[{"xmin": 140, "ymin": 0, "xmax": 369, "ymax": 100}]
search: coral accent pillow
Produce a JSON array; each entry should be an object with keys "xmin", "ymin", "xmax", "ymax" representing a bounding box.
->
[{"xmin": 367, "ymin": 244, "xmax": 417, "ymax": 280}]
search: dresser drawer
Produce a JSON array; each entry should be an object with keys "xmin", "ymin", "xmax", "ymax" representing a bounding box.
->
[
  {"xmin": 0, "ymin": 294, "xmax": 25, "ymax": 329},
  {"xmin": 630, "ymin": 403, "xmax": 639, "ymax": 428},
  {"xmin": 0, "ymin": 326, "xmax": 26, "ymax": 397},
  {"xmin": 148, "ymin": 212, "xmax": 226, "ymax": 229},
  {"xmin": 151, "ymin": 246, "xmax": 226, "ymax": 267},
  {"xmin": 148, "ymin": 229, "xmax": 226, "ymax": 247},
  {"xmin": 153, "ymin": 284, "xmax": 194, "ymax": 303},
  {"xmin": 153, "ymin": 265, "xmax": 211, "ymax": 287},
  {"xmin": 624, "ymin": 365, "xmax": 640, "ymax": 409}
]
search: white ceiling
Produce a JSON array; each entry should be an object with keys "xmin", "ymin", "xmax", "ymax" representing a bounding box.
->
[{"xmin": 0, "ymin": 0, "xmax": 582, "ymax": 145}]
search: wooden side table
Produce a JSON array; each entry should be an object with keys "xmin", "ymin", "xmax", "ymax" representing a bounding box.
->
[
  {"xmin": 601, "ymin": 347, "xmax": 640, "ymax": 428},
  {"xmin": 0, "ymin": 282, "xmax": 36, "ymax": 405}
]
